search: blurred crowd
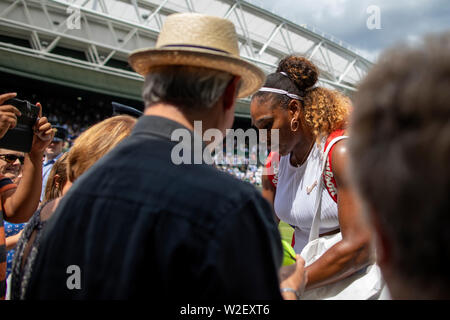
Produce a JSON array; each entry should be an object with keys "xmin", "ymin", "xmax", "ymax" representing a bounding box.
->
[
  {"xmin": 216, "ymin": 163, "xmax": 263, "ymax": 187},
  {"xmin": 213, "ymin": 147, "xmax": 264, "ymax": 187},
  {"xmin": 44, "ymin": 97, "xmax": 108, "ymax": 140}
]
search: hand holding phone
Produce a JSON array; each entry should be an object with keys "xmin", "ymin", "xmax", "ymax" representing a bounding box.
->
[
  {"xmin": 0, "ymin": 92, "xmax": 21, "ymax": 139},
  {"xmin": 30, "ymin": 102, "xmax": 55, "ymax": 155},
  {"xmin": 0, "ymin": 94, "xmax": 41, "ymax": 153}
]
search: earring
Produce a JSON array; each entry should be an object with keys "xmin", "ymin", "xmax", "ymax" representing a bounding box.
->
[{"xmin": 291, "ymin": 118, "xmax": 299, "ymax": 132}]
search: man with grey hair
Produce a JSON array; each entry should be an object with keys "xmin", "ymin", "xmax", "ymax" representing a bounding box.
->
[
  {"xmin": 25, "ymin": 13, "xmax": 306, "ymax": 300},
  {"xmin": 349, "ymin": 32, "xmax": 450, "ymax": 299}
]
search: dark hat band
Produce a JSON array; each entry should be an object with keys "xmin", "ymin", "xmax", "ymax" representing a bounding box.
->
[{"xmin": 160, "ymin": 44, "xmax": 230, "ymax": 55}]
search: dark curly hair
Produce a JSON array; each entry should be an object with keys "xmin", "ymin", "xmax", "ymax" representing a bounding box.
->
[
  {"xmin": 252, "ymin": 55, "xmax": 351, "ymax": 141},
  {"xmin": 349, "ymin": 32, "xmax": 450, "ymax": 298}
]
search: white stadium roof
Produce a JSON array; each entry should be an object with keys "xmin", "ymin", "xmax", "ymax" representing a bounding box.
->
[{"xmin": 0, "ymin": 0, "xmax": 373, "ymax": 113}]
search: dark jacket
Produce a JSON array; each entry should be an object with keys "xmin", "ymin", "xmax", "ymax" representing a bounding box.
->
[{"xmin": 25, "ymin": 116, "xmax": 283, "ymax": 300}]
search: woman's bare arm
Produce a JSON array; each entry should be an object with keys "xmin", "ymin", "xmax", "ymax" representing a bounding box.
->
[{"xmin": 304, "ymin": 141, "xmax": 374, "ymax": 289}]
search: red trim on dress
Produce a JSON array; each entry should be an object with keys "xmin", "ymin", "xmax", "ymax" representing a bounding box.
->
[
  {"xmin": 264, "ymin": 151, "xmax": 280, "ymax": 189},
  {"xmin": 322, "ymin": 130, "xmax": 345, "ymax": 204}
]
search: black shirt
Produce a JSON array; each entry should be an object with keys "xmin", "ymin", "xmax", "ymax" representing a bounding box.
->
[{"xmin": 25, "ymin": 116, "xmax": 283, "ymax": 300}]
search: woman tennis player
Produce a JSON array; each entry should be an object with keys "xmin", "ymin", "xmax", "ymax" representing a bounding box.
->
[{"xmin": 252, "ymin": 55, "xmax": 374, "ymax": 291}]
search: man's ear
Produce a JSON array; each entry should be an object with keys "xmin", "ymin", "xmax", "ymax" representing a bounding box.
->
[{"xmin": 222, "ymin": 76, "xmax": 241, "ymax": 111}]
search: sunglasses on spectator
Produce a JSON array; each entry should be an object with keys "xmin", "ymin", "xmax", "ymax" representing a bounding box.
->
[{"xmin": 0, "ymin": 154, "xmax": 25, "ymax": 165}]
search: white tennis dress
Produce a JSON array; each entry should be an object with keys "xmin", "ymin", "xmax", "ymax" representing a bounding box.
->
[{"xmin": 274, "ymin": 140, "xmax": 340, "ymax": 253}]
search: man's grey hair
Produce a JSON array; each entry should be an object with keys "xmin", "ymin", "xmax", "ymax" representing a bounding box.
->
[{"xmin": 142, "ymin": 66, "xmax": 234, "ymax": 109}]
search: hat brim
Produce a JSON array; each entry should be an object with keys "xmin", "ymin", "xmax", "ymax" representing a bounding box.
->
[{"xmin": 128, "ymin": 48, "xmax": 266, "ymax": 98}]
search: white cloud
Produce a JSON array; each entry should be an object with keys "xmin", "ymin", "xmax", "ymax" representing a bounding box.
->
[{"xmin": 247, "ymin": 0, "xmax": 450, "ymax": 60}]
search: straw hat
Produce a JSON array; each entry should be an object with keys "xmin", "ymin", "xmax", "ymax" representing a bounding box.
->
[{"xmin": 128, "ymin": 13, "xmax": 266, "ymax": 98}]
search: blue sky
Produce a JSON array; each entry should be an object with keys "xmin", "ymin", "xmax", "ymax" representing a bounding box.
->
[{"xmin": 247, "ymin": 0, "xmax": 450, "ymax": 61}]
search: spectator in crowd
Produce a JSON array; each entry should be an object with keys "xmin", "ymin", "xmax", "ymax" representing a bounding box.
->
[
  {"xmin": 0, "ymin": 92, "xmax": 54, "ymax": 299},
  {"xmin": 6, "ymin": 152, "xmax": 69, "ymax": 299},
  {"xmin": 250, "ymin": 55, "xmax": 374, "ymax": 293},
  {"xmin": 41, "ymin": 125, "xmax": 68, "ymax": 201},
  {"xmin": 25, "ymin": 13, "xmax": 306, "ymax": 300},
  {"xmin": 0, "ymin": 150, "xmax": 26, "ymax": 279},
  {"xmin": 10, "ymin": 115, "xmax": 136, "ymax": 300},
  {"xmin": 348, "ymin": 32, "xmax": 450, "ymax": 299},
  {"xmin": 0, "ymin": 150, "xmax": 24, "ymax": 184}
]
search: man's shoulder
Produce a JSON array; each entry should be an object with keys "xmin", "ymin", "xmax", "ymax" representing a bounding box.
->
[
  {"xmin": 68, "ymin": 135, "xmax": 266, "ymax": 216},
  {"xmin": 182, "ymin": 161, "xmax": 260, "ymax": 199}
]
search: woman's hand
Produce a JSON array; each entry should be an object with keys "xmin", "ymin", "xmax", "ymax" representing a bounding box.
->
[
  {"xmin": 30, "ymin": 103, "xmax": 54, "ymax": 157},
  {"xmin": 0, "ymin": 92, "xmax": 21, "ymax": 139},
  {"xmin": 279, "ymin": 254, "xmax": 308, "ymax": 300}
]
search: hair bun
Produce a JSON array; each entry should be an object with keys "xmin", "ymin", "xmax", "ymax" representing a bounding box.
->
[{"xmin": 276, "ymin": 55, "xmax": 319, "ymax": 91}]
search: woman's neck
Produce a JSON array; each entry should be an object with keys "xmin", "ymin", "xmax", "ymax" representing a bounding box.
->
[{"xmin": 290, "ymin": 136, "xmax": 315, "ymax": 167}]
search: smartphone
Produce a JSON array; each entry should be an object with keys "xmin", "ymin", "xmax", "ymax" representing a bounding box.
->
[{"xmin": 0, "ymin": 98, "xmax": 39, "ymax": 153}]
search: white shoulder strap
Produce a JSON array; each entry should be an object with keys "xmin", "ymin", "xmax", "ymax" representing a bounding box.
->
[{"xmin": 308, "ymin": 135, "xmax": 348, "ymax": 242}]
